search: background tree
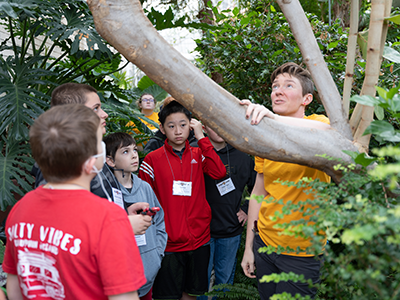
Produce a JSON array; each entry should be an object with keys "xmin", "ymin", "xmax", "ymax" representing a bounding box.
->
[
  {"xmin": 87, "ymin": 0, "xmax": 363, "ymax": 182},
  {"xmin": 0, "ymin": 0, "xmax": 179, "ymax": 209}
]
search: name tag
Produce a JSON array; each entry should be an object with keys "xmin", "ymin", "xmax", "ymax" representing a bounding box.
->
[
  {"xmin": 112, "ymin": 188, "xmax": 124, "ymax": 209},
  {"xmin": 216, "ymin": 178, "xmax": 236, "ymax": 196},
  {"xmin": 135, "ymin": 234, "xmax": 147, "ymax": 246},
  {"xmin": 173, "ymin": 180, "xmax": 192, "ymax": 196}
]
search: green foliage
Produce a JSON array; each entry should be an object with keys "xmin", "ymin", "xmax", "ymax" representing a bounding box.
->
[
  {"xmin": 255, "ymin": 161, "xmax": 399, "ymax": 299},
  {"xmin": 0, "ymin": 138, "xmax": 35, "ymax": 210},
  {"xmin": 1, "ymin": 0, "xmax": 207, "ymax": 208},
  {"xmin": 145, "ymin": 5, "xmax": 219, "ymax": 31},
  {"xmin": 195, "ymin": 2, "xmax": 359, "ymax": 114},
  {"xmin": 206, "ymin": 283, "xmax": 260, "ymax": 300},
  {"xmin": 0, "ymin": 0, "xmax": 133, "ymax": 208},
  {"xmin": 351, "ymin": 84, "xmax": 400, "ymax": 145},
  {"xmin": 0, "ymin": 240, "xmax": 4, "ymax": 264}
]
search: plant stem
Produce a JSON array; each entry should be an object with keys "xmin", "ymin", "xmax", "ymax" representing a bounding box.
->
[{"xmin": 8, "ymin": 18, "xmax": 19, "ymax": 63}]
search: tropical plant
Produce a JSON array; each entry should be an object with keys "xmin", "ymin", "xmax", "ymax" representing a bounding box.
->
[
  {"xmin": 0, "ymin": 0, "xmax": 132, "ymax": 209},
  {"xmin": 1, "ymin": 0, "xmax": 209, "ymax": 208}
]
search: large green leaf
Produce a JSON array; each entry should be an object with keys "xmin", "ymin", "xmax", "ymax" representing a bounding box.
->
[
  {"xmin": 383, "ymin": 46, "xmax": 400, "ymax": 64},
  {"xmin": 137, "ymin": 75, "xmax": 155, "ymax": 91},
  {"xmin": 0, "ymin": 0, "xmax": 38, "ymax": 18},
  {"xmin": 0, "ymin": 1, "xmax": 17, "ymax": 18},
  {"xmin": 350, "ymin": 94, "xmax": 379, "ymax": 107},
  {"xmin": 364, "ymin": 120, "xmax": 400, "ymax": 142},
  {"xmin": 0, "ymin": 137, "xmax": 34, "ymax": 210},
  {"xmin": 357, "ymin": 30, "xmax": 369, "ymax": 60},
  {"xmin": 0, "ymin": 55, "xmax": 51, "ymax": 140},
  {"xmin": 385, "ymin": 14, "xmax": 400, "ymax": 24}
]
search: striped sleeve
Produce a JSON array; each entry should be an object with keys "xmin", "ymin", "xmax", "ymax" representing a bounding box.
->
[{"xmin": 140, "ymin": 161, "xmax": 155, "ymax": 181}]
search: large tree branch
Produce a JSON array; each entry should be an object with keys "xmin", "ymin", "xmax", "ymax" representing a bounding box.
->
[
  {"xmin": 87, "ymin": 0, "xmax": 358, "ymax": 182},
  {"xmin": 276, "ymin": 0, "xmax": 353, "ymax": 141}
]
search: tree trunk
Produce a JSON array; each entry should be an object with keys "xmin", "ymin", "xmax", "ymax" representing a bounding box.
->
[
  {"xmin": 333, "ymin": 0, "xmax": 352, "ymax": 27},
  {"xmin": 342, "ymin": 0, "xmax": 360, "ymax": 117},
  {"xmin": 349, "ymin": 0, "xmax": 391, "ymax": 152},
  {"xmin": 87, "ymin": 0, "xmax": 358, "ymax": 182}
]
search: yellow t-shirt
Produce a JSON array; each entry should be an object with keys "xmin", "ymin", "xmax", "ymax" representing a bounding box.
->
[
  {"xmin": 255, "ymin": 114, "xmax": 331, "ymax": 257},
  {"xmin": 127, "ymin": 111, "xmax": 159, "ymax": 134}
]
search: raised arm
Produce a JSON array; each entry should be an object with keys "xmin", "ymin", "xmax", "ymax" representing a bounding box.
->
[{"xmin": 240, "ymin": 100, "xmax": 331, "ymax": 130}]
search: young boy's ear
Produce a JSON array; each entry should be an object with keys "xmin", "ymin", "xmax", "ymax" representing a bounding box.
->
[
  {"xmin": 106, "ymin": 156, "xmax": 116, "ymax": 168},
  {"xmin": 159, "ymin": 124, "xmax": 165, "ymax": 135},
  {"xmin": 83, "ymin": 157, "xmax": 97, "ymax": 175}
]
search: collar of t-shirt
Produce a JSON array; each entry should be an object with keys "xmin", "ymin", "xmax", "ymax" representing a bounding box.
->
[{"xmin": 173, "ymin": 147, "xmax": 186, "ymax": 159}]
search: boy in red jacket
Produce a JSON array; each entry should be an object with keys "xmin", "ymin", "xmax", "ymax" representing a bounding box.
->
[{"xmin": 139, "ymin": 101, "xmax": 226, "ymax": 300}]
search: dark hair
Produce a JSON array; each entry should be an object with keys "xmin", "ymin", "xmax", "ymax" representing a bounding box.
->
[
  {"xmin": 51, "ymin": 83, "xmax": 98, "ymax": 107},
  {"xmin": 103, "ymin": 132, "xmax": 136, "ymax": 160},
  {"xmin": 158, "ymin": 101, "xmax": 191, "ymax": 125},
  {"xmin": 270, "ymin": 62, "xmax": 314, "ymax": 96},
  {"xmin": 30, "ymin": 105, "xmax": 99, "ymax": 183}
]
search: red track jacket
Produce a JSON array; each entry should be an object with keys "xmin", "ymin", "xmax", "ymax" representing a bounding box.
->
[{"xmin": 139, "ymin": 138, "xmax": 226, "ymax": 252}]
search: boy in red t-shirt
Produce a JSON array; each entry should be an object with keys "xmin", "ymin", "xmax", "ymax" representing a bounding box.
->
[{"xmin": 3, "ymin": 105, "xmax": 146, "ymax": 300}]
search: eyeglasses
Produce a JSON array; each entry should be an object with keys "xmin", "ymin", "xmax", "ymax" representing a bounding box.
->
[{"xmin": 141, "ymin": 98, "xmax": 155, "ymax": 103}]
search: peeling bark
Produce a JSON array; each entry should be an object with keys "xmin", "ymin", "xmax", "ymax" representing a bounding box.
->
[{"xmin": 87, "ymin": 0, "xmax": 358, "ymax": 182}]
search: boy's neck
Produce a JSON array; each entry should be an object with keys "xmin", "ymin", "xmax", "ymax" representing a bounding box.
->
[
  {"xmin": 168, "ymin": 140, "xmax": 186, "ymax": 152},
  {"xmin": 114, "ymin": 170, "xmax": 133, "ymax": 189},
  {"xmin": 209, "ymin": 139, "xmax": 226, "ymax": 151},
  {"xmin": 44, "ymin": 176, "xmax": 92, "ymax": 191}
]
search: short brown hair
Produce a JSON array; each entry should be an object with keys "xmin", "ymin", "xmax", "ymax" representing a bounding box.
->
[
  {"xmin": 270, "ymin": 62, "xmax": 314, "ymax": 96},
  {"xmin": 103, "ymin": 132, "xmax": 136, "ymax": 160},
  {"xmin": 51, "ymin": 83, "xmax": 98, "ymax": 107},
  {"xmin": 162, "ymin": 96, "xmax": 175, "ymax": 108},
  {"xmin": 30, "ymin": 104, "xmax": 100, "ymax": 183}
]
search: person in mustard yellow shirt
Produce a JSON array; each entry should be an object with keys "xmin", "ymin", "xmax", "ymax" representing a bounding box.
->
[
  {"xmin": 239, "ymin": 62, "xmax": 331, "ymax": 299},
  {"xmin": 128, "ymin": 93, "xmax": 159, "ymax": 132}
]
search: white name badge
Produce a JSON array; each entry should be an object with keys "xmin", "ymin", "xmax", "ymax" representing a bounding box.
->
[
  {"xmin": 112, "ymin": 187, "xmax": 124, "ymax": 210},
  {"xmin": 216, "ymin": 177, "xmax": 236, "ymax": 196},
  {"xmin": 135, "ymin": 234, "xmax": 147, "ymax": 247},
  {"xmin": 173, "ymin": 180, "xmax": 192, "ymax": 196}
]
